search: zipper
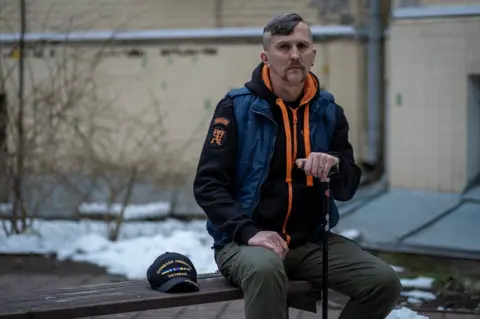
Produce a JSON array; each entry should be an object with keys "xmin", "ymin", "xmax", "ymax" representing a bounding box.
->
[
  {"xmin": 282, "ymin": 106, "xmax": 301, "ymax": 244},
  {"xmin": 291, "ymin": 108, "xmax": 298, "ymax": 164}
]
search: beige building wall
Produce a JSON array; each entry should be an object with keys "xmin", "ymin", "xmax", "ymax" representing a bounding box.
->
[
  {"xmin": 0, "ymin": 0, "xmax": 218, "ymax": 33},
  {"xmin": 0, "ymin": 0, "xmax": 369, "ymax": 191},
  {"xmin": 0, "ymin": 0, "xmax": 370, "ymax": 33},
  {"xmin": 3, "ymin": 39, "xmax": 366, "ymax": 175},
  {"xmin": 0, "ymin": 0, "xmax": 371, "ymax": 173},
  {"xmin": 387, "ymin": 15, "xmax": 480, "ymax": 193},
  {"xmin": 393, "ymin": 0, "xmax": 480, "ymax": 7}
]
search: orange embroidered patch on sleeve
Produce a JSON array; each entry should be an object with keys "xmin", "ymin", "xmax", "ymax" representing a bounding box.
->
[
  {"xmin": 208, "ymin": 127, "xmax": 227, "ymax": 147},
  {"xmin": 213, "ymin": 117, "xmax": 230, "ymax": 127}
]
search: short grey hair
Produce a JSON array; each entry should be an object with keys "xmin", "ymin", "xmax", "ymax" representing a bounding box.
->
[{"xmin": 262, "ymin": 13, "xmax": 312, "ymax": 49}]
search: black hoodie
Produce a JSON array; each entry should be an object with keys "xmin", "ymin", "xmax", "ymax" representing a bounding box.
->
[{"xmin": 193, "ymin": 62, "xmax": 362, "ymax": 249}]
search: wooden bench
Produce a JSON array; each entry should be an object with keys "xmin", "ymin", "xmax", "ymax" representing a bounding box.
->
[{"xmin": 0, "ymin": 273, "xmax": 322, "ymax": 319}]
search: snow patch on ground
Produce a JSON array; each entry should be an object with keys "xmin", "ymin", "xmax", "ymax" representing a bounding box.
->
[
  {"xmin": 400, "ymin": 277, "xmax": 435, "ymax": 289},
  {"xmin": 0, "ymin": 219, "xmax": 217, "ymax": 277},
  {"xmin": 338, "ymin": 228, "xmax": 362, "ymax": 240},
  {"xmin": 386, "ymin": 307, "xmax": 429, "ymax": 319},
  {"xmin": 78, "ymin": 201, "xmax": 171, "ymax": 220},
  {"xmin": 401, "ymin": 290, "xmax": 436, "ymax": 301}
]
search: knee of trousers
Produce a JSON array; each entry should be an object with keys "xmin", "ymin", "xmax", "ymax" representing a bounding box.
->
[
  {"xmin": 242, "ymin": 252, "xmax": 288, "ymax": 288},
  {"xmin": 370, "ymin": 264, "xmax": 402, "ymax": 301}
]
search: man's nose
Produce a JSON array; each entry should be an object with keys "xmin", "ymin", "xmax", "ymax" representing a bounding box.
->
[{"xmin": 290, "ymin": 47, "xmax": 300, "ymax": 59}]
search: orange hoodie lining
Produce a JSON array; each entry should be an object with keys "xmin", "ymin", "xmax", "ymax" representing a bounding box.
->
[
  {"xmin": 276, "ymin": 100, "xmax": 293, "ymax": 184},
  {"xmin": 276, "ymin": 99, "xmax": 293, "ymax": 245},
  {"xmin": 303, "ymin": 105, "xmax": 313, "ymax": 186},
  {"xmin": 261, "ymin": 65, "xmax": 317, "ymax": 245}
]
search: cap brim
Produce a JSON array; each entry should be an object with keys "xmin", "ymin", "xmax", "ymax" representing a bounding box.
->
[{"xmin": 153, "ymin": 276, "xmax": 199, "ymax": 293}]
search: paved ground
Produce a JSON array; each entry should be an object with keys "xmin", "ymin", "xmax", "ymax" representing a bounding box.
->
[{"xmin": 0, "ymin": 255, "xmax": 477, "ymax": 319}]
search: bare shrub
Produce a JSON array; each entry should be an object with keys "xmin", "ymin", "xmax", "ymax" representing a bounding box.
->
[{"xmin": 0, "ymin": 2, "xmax": 206, "ymax": 239}]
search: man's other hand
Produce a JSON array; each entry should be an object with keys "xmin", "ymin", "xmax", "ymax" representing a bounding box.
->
[
  {"xmin": 295, "ymin": 152, "xmax": 339, "ymax": 181},
  {"xmin": 247, "ymin": 231, "xmax": 289, "ymax": 258}
]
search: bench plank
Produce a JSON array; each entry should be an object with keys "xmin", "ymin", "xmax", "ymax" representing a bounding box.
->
[
  {"xmin": 0, "ymin": 273, "xmax": 223, "ymax": 299},
  {"xmin": 0, "ymin": 274, "xmax": 321, "ymax": 319},
  {"xmin": 0, "ymin": 273, "xmax": 223, "ymax": 301}
]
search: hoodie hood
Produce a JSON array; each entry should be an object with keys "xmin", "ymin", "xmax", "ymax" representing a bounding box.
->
[{"xmin": 244, "ymin": 62, "xmax": 321, "ymax": 106}]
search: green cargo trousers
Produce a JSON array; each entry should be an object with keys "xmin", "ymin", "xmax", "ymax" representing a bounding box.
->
[{"xmin": 214, "ymin": 232, "xmax": 402, "ymax": 319}]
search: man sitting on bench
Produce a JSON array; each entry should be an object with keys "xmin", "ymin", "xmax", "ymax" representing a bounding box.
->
[{"xmin": 193, "ymin": 12, "xmax": 402, "ymax": 319}]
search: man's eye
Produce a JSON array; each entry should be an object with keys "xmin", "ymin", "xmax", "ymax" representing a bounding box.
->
[
  {"xmin": 297, "ymin": 43, "xmax": 307, "ymax": 51},
  {"xmin": 279, "ymin": 44, "xmax": 289, "ymax": 50}
]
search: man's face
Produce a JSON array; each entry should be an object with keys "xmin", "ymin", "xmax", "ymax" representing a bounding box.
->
[{"xmin": 261, "ymin": 22, "xmax": 316, "ymax": 84}]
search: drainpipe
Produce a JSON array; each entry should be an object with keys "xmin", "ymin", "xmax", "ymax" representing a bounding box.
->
[
  {"xmin": 214, "ymin": 0, "xmax": 222, "ymax": 27},
  {"xmin": 365, "ymin": 0, "xmax": 382, "ymax": 169}
]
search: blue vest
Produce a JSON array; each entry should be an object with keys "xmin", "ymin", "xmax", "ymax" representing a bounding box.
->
[{"xmin": 206, "ymin": 87, "xmax": 339, "ymax": 247}]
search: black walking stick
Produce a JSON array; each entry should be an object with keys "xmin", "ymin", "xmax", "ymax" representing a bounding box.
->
[
  {"xmin": 297, "ymin": 160, "xmax": 338, "ymax": 319},
  {"xmin": 320, "ymin": 164, "xmax": 338, "ymax": 319}
]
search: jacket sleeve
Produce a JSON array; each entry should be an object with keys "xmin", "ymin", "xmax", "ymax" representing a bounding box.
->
[
  {"xmin": 327, "ymin": 104, "xmax": 362, "ymax": 201},
  {"xmin": 193, "ymin": 96, "xmax": 262, "ymax": 244}
]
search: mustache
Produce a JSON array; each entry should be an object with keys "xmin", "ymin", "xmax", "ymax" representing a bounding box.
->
[{"xmin": 287, "ymin": 64, "xmax": 305, "ymax": 70}]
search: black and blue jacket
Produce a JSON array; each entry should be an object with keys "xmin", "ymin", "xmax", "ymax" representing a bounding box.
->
[{"xmin": 193, "ymin": 62, "xmax": 362, "ymax": 249}]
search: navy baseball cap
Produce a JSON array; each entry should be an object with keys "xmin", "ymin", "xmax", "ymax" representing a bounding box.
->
[{"xmin": 146, "ymin": 252, "xmax": 199, "ymax": 293}]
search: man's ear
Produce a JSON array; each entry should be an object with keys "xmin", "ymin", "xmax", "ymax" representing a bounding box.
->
[{"xmin": 260, "ymin": 51, "xmax": 269, "ymax": 65}]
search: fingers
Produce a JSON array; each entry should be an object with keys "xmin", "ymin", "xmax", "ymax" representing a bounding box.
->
[
  {"xmin": 272, "ymin": 234, "xmax": 289, "ymax": 257},
  {"xmin": 315, "ymin": 155, "xmax": 326, "ymax": 178},
  {"xmin": 303, "ymin": 157, "xmax": 313, "ymax": 176},
  {"xmin": 295, "ymin": 158, "xmax": 306, "ymax": 169},
  {"xmin": 272, "ymin": 244, "xmax": 284, "ymax": 258},
  {"xmin": 322, "ymin": 157, "xmax": 339, "ymax": 181},
  {"xmin": 320, "ymin": 158, "xmax": 333, "ymax": 181},
  {"xmin": 268, "ymin": 241, "xmax": 285, "ymax": 258},
  {"xmin": 261, "ymin": 241, "xmax": 282, "ymax": 257},
  {"xmin": 301, "ymin": 154, "xmax": 321, "ymax": 178},
  {"xmin": 267, "ymin": 233, "xmax": 289, "ymax": 258},
  {"xmin": 249, "ymin": 231, "xmax": 289, "ymax": 258},
  {"xmin": 278, "ymin": 236, "xmax": 289, "ymax": 252},
  {"xmin": 297, "ymin": 153, "xmax": 338, "ymax": 180}
]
